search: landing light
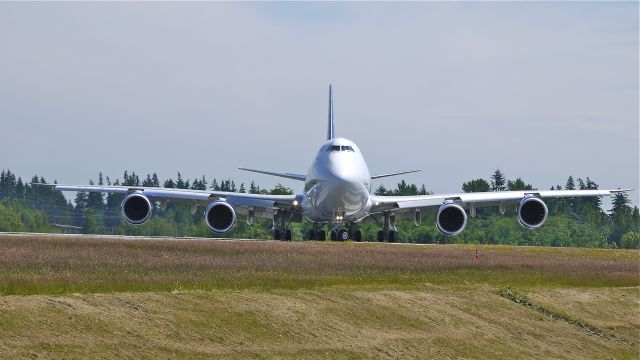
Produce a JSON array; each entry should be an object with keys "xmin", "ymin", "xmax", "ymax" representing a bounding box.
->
[{"xmin": 293, "ymin": 200, "xmax": 298, "ymax": 206}]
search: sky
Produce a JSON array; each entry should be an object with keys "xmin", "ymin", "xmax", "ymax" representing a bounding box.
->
[{"xmin": 0, "ymin": 2, "xmax": 638, "ymax": 207}]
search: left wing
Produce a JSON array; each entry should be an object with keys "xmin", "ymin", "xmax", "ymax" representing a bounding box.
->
[
  {"xmin": 370, "ymin": 189, "xmax": 632, "ymax": 216},
  {"xmin": 52, "ymin": 184, "xmax": 297, "ymax": 219},
  {"xmin": 238, "ymin": 168, "xmax": 306, "ymax": 181}
]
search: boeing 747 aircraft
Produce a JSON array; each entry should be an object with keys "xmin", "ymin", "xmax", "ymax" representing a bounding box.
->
[{"xmin": 52, "ymin": 86, "xmax": 631, "ymax": 241}]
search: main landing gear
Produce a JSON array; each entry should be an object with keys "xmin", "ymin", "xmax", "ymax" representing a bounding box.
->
[
  {"xmin": 274, "ymin": 229, "xmax": 292, "ymax": 241},
  {"xmin": 273, "ymin": 211, "xmax": 292, "ymax": 241},
  {"xmin": 376, "ymin": 212, "xmax": 396, "ymax": 242},
  {"xmin": 308, "ymin": 223, "xmax": 326, "ymax": 241}
]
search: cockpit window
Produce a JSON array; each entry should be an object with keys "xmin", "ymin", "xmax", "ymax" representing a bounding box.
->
[{"xmin": 325, "ymin": 145, "xmax": 355, "ymax": 152}]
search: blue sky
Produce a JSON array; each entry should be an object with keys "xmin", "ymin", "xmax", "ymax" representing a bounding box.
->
[{"xmin": 0, "ymin": 2, "xmax": 637, "ymax": 206}]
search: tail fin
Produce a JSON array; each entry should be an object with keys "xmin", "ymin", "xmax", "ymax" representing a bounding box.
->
[{"xmin": 327, "ymin": 84, "xmax": 335, "ymax": 140}]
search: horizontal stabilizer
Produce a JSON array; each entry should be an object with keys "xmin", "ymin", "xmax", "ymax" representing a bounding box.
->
[
  {"xmin": 371, "ymin": 169, "xmax": 422, "ymax": 180},
  {"xmin": 239, "ymin": 168, "xmax": 306, "ymax": 181}
]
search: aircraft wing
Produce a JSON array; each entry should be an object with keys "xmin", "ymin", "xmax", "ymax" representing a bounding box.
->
[
  {"xmin": 238, "ymin": 168, "xmax": 306, "ymax": 181},
  {"xmin": 369, "ymin": 189, "xmax": 632, "ymax": 217},
  {"xmin": 52, "ymin": 184, "xmax": 297, "ymax": 219}
]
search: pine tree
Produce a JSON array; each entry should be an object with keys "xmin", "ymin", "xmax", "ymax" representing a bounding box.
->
[
  {"xmin": 249, "ymin": 181, "xmax": 259, "ymax": 194},
  {"xmin": 610, "ymin": 192, "xmax": 631, "ymax": 221},
  {"xmin": 565, "ymin": 176, "xmax": 575, "ymax": 190},
  {"xmin": 577, "ymin": 178, "xmax": 586, "ymax": 190},
  {"xmin": 15, "ymin": 178, "xmax": 24, "ymax": 201},
  {"xmin": 210, "ymin": 179, "xmax": 219, "ymax": 191},
  {"xmin": 239, "ymin": 183, "xmax": 246, "ymax": 193},
  {"xmin": 584, "ymin": 177, "xmax": 601, "ymax": 208},
  {"xmin": 490, "ymin": 169, "xmax": 506, "ymax": 191},
  {"xmin": 86, "ymin": 179, "xmax": 105, "ymax": 211},
  {"xmin": 73, "ymin": 191, "xmax": 88, "ymax": 228},
  {"xmin": 609, "ymin": 192, "xmax": 634, "ymax": 247},
  {"xmin": 143, "ymin": 174, "xmax": 154, "ymax": 187},
  {"xmin": 176, "ymin": 173, "xmax": 186, "ymax": 189},
  {"xmin": 163, "ymin": 178, "xmax": 176, "ymax": 188}
]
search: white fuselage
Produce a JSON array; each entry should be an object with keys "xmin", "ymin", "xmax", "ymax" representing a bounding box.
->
[{"xmin": 301, "ymin": 137, "xmax": 372, "ymax": 223}]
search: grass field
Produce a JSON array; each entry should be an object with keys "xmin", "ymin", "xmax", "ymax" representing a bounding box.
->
[{"xmin": 0, "ymin": 234, "xmax": 637, "ymax": 359}]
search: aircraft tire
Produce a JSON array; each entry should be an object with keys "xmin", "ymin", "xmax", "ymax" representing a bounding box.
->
[
  {"xmin": 338, "ymin": 229, "xmax": 349, "ymax": 241},
  {"xmin": 331, "ymin": 230, "xmax": 338, "ymax": 241},
  {"xmin": 285, "ymin": 229, "xmax": 292, "ymax": 241},
  {"xmin": 388, "ymin": 231, "xmax": 396, "ymax": 243},
  {"xmin": 317, "ymin": 230, "xmax": 326, "ymax": 241},
  {"xmin": 274, "ymin": 230, "xmax": 281, "ymax": 240},
  {"xmin": 308, "ymin": 230, "xmax": 315, "ymax": 240},
  {"xmin": 354, "ymin": 231, "xmax": 362, "ymax": 242},
  {"xmin": 377, "ymin": 230, "xmax": 384, "ymax": 242}
]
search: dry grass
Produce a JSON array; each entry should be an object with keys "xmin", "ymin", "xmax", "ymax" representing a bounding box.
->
[
  {"xmin": 0, "ymin": 234, "xmax": 637, "ymax": 295},
  {"xmin": 0, "ymin": 287, "xmax": 637, "ymax": 359},
  {"xmin": 526, "ymin": 287, "xmax": 640, "ymax": 344}
]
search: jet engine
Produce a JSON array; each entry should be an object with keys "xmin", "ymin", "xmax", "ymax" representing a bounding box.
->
[
  {"xmin": 205, "ymin": 200, "xmax": 237, "ymax": 233},
  {"xmin": 121, "ymin": 193, "xmax": 152, "ymax": 224},
  {"xmin": 436, "ymin": 201, "xmax": 467, "ymax": 235},
  {"xmin": 517, "ymin": 196, "xmax": 548, "ymax": 229}
]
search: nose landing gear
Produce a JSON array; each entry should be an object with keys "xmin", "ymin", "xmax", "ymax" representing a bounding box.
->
[{"xmin": 328, "ymin": 223, "xmax": 361, "ymax": 242}]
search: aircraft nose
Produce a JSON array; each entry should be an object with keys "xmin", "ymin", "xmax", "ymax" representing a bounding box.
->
[{"xmin": 328, "ymin": 164, "xmax": 361, "ymax": 183}]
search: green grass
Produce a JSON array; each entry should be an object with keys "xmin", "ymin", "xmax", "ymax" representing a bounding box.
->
[{"xmin": 0, "ymin": 234, "xmax": 637, "ymax": 295}]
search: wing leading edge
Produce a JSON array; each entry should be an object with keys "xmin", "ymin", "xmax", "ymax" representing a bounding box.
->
[
  {"xmin": 370, "ymin": 189, "xmax": 632, "ymax": 215},
  {"xmin": 48, "ymin": 184, "xmax": 297, "ymax": 220}
]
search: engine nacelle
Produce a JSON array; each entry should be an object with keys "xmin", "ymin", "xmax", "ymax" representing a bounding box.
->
[
  {"xmin": 436, "ymin": 201, "xmax": 467, "ymax": 235},
  {"xmin": 205, "ymin": 200, "xmax": 236, "ymax": 233},
  {"xmin": 517, "ymin": 196, "xmax": 548, "ymax": 229},
  {"xmin": 121, "ymin": 193, "xmax": 152, "ymax": 225}
]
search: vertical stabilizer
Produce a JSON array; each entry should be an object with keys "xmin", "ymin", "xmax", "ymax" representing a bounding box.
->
[{"xmin": 327, "ymin": 84, "xmax": 335, "ymax": 140}]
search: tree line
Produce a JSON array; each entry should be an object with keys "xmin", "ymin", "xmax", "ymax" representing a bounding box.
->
[{"xmin": 0, "ymin": 168, "xmax": 638, "ymax": 248}]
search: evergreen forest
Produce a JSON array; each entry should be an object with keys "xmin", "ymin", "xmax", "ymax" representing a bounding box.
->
[{"xmin": 0, "ymin": 169, "xmax": 638, "ymax": 248}]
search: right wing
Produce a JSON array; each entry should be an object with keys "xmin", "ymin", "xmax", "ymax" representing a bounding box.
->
[
  {"xmin": 52, "ymin": 184, "xmax": 298, "ymax": 220},
  {"xmin": 371, "ymin": 169, "xmax": 422, "ymax": 180},
  {"xmin": 369, "ymin": 188, "xmax": 632, "ymax": 218}
]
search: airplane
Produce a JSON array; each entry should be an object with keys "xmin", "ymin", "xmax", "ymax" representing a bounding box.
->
[{"xmin": 50, "ymin": 86, "xmax": 631, "ymax": 242}]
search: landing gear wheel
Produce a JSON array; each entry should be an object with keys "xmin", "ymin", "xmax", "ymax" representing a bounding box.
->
[
  {"xmin": 377, "ymin": 230, "xmax": 384, "ymax": 242},
  {"xmin": 274, "ymin": 230, "xmax": 281, "ymax": 240},
  {"xmin": 331, "ymin": 230, "xmax": 338, "ymax": 241},
  {"xmin": 285, "ymin": 229, "xmax": 292, "ymax": 241},
  {"xmin": 317, "ymin": 230, "xmax": 326, "ymax": 241},
  {"xmin": 388, "ymin": 231, "xmax": 396, "ymax": 243},
  {"xmin": 308, "ymin": 230, "xmax": 315, "ymax": 240},
  {"xmin": 338, "ymin": 229, "xmax": 349, "ymax": 241},
  {"xmin": 354, "ymin": 231, "xmax": 362, "ymax": 242}
]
